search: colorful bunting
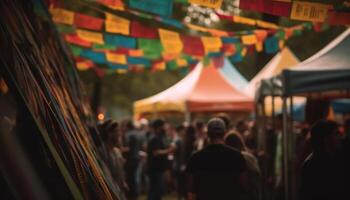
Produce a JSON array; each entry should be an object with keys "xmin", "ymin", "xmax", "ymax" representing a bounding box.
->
[
  {"xmin": 98, "ymin": 0, "xmax": 125, "ymax": 10},
  {"xmin": 181, "ymin": 35, "xmax": 205, "ymax": 57},
  {"xmin": 106, "ymin": 52, "xmax": 127, "ymax": 64},
  {"xmin": 105, "ymin": 13, "xmax": 130, "ymax": 35},
  {"xmin": 131, "ymin": 21, "xmax": 158, "ymax": 39},
  {"xmin": 239, "ymin": 0, "xmax": 292, "ymax": 17},
  {"xmin": 104, "ymin": 34, "xmax": 136, "ymax": 48},
  {"xmin": 138, "ymin": 39, "xmax": 163, "ymax": 59},
  {"xmin": 50, "ymin": 8, "xmax": 74, "ymax": 25},
  {"xmin": 290, "ymin": 1, "xmax": 332, "ymax": 22},
  {"xmin": 189, "ymin": 0, "xmax": 223, "ymax": 9},
  {"xmin": 128, "ymin": 49, "xmax": 144, "ymax": 57},
  {"xmin": 74, "ymin": 13, "xmax": 104, "ymax": 30},
  {"xmin": 158, "ymin": 29, "xmax": 183, "ymax": 54},
  {"xmin": 264, "ymin": 36, "xmax": 279, "ymax": 54},
  {"xmin": 81, "ymin": 49, "xmax": 107, "ymax": 64},
  {"xmin": 65, "ymin": 34, "xmax": 92, "ymax": 47},
  {"xmin": 128, "ymin": 0, "xmax": 173, "ymax": 17},
  {"xmin": 201, "ymin": 36, "xmax": 223, "ymax": 53},
  {"xmin": 127, "ymin": 56, "xmax": 151, "ymax": 66},
  {"xmin": 327, "ymin": 11, "xmax": 350, "ymax": 25},
  {"xmin": 233, "ymin": 15, "xmax": 256, "ymax": 26},
  {"xmin": 241, "ymin": 34, "xmax": 258, "ymax": 45},
  {"xmin": 49, "ymin": 1, "xmax": 333, "ymax": 74},
  {"xmin": 76, "ymin": 29, "xmax": 104, "ymax": 44}
]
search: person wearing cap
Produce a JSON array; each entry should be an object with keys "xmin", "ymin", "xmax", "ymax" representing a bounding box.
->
[
  {"xmin": 186, "ymin": 118, "xmax": 247, "ymax": 200},
  {"xmin": 147, "ymin": 119, "xmax": 175, "ymax": 200}
]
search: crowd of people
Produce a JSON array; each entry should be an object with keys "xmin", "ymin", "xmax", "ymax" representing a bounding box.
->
[{"xmin": 94, "ymin": 112, "xmax": 350, "ymax": 200}]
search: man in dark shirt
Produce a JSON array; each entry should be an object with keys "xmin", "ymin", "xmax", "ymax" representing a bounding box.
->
[
  {"xmin": 147, "ymin": 119, "xmax": 174, "ymax": 200},
  {"xmin": 300, "ymin": 120, "xmax": 349, "ymax": 200},
  {"xmin": 186, "ymin": 118, "xmax": 247, "ymax": 200}
]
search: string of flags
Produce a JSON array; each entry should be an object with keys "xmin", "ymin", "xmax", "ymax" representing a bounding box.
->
[
  {"xmin": 94, "ymin": 0, "xmax": 350, "ymax": 25},
  {"xmin": 49, "ymin": 0, "xmax": 345, "ymax": 75},
  {"xmin": 50, "ymin": 5, "xmax": 318, "ymax": 75},
  {"xmin": 239, "ymin": 0, "xmax": 350, "ymax": 25}
]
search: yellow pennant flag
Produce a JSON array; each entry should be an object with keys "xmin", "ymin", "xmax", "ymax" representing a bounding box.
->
[
  {"xmin": 254, "ymin": 30, "xmax": 268, "ymax": 42},
  {"xmin": 241, "ymin": 47, "xmax": 247, "ymax": 56},
  {"xmin": 76, "ymin": 29, "xmax": 104, "ymax": 44},
  {"xmin": 255, "ymin": 42, "xmax": 263, "ymax": 52},
  {"xmin": 77, "ymin": 63, "xmax": 91, "ymax": 71},
  {"xmin": 153, "ymin": 61, "xmax": 166, "ymax": 70},
  {"xmin": 105, "ymin": 13, "xmax": 130, "ymax": 35},
  {"xmin": 162, "ymin": 52, "xmax": 181, "ymax": 61},
  {"xmin": 189, "ymin": 0, "xmax": 223, "ymax": 9},
  {"xmin": 176, "ymin": 59, "xmax": 188, "ymax": 67},
  {"xmin": 116, "ymin": 69, "xmax": 128, "ymax": 74},
  {"xmin": 256, "ymin": 20, "xmax": 279, "ymax": 29},
  {"xmin": 201, "ymin": 36, "xmax": 222, "ymax": 53},
  {"xmin": 158, "ymin": 29, "xmax": 183, "ymax": 54},
  {"xmin": 106, "ymin": 52, "xmax": 127, "ymax": 64},
  {"xmin": 291, "ymin": 1, "xmax": 332, "ymax": 22},
  {"xmin": 279, "ymin": 40, "xmax": 285, "ymax": 48},
  {"xmin": 129, "ymin": 49, "xmax": 144, "ymax": 57},
  {"xmin": 233, "ymin": 16, "xmax": 256, "ymax": 26},
  {"xmin": 241, "ymin": 34, "xmax": 257, "ymax": 45},
  {"xmin": 50, "ymin": 8, "xmax": 74, "ymax": 25}
]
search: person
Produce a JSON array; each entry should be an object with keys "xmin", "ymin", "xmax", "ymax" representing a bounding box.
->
[
  {"xmin": 98, "ymin": 121, "xmax": 128, "ymax": 195},
  {"xmin": 173, "ymin": 125, "xmax": 187, "ymax": 200},
  {"xmin": 147, "ymin": 119, "xmax": 175, "ymax": 200},
  {"xmin": 225, "ymin": 132, "xmax": 261, "ymax": 200},
  {"xmin": 121, "ymin": 119, "xmax": 144, "ymax": 199},
  {"xmin": 236, "ymin": 120, "xmax": 249, "ymax": 138},
  {"xmin": 300, "ymin": 120, "xmax": 349, "ymax": 200},
  {"xmin": 194, "ymin": 120, "xmax": 208, "ymax": 152},
  {"xmin": 216, "ymin": 112, "xmax": 232, "ymax": 133},
  {"xmin": 186, "ymin": 118, "xmax": 247, "ymax": 200}
]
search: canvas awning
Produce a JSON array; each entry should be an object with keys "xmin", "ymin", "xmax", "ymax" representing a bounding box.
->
[
  {"xmin": 134, "ymin": 59, "xmax": 254, "ymax": 117},
  {"xmin": 276, "ymin": 28, "xmax": 350, "ymax": 97}
]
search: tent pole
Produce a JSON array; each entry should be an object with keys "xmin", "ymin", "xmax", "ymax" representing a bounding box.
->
[
  {"xmin": 271, "ymin": 83, "xmax": 276, "ymax": 129},
  {"xmin": 259, "ymin": 97, "xmax": 268, "ymax": 200},
  {"xmin": 289, "ymin": 96, "xmax": 296, "ymax": 200},
  {"xmin": 282, "ymin": 96, "xmax": 290, "ymax": 200},
  {"xmin": 184, "ymin": 101, "xmax": 191, "ymax": 123}
]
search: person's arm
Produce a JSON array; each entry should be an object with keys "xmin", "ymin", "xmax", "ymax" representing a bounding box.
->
[{"xmin": 153, "ymin": 145, "xmax": 175, "ymax": 156}]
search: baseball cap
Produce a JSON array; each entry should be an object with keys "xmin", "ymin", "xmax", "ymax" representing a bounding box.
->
[{"xmin": 207, "ymin": 118, "xmax": 226, "ymax": 135}]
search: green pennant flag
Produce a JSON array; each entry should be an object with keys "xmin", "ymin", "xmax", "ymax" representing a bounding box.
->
[
  {"xmin": 92, "ymin": 43, "xmax": 117, "ymax": 50},
  {"xmin": 203, "ymin": 56, "xmax": 211, "ymax": 67},
  {"xmin": 167, "ymin": 60, "xmax": 178, "ymax": 70},
  {"xmin": 56, "ymin": 24, "xmax": 75, "ymax": 33},
  {"xmin": 234, "ymin": 43, "xmax": 243, "ymax": 54},
  {"xmin": 69, "ymin": 45, "xmax": 83, "ymax": 56},
  {"xmin": 275, "ymin": 30, "xmax": 285, "ymax": 40},
  {"xmin": 138, "ymin": 38, "xmax": 163, "ymax": 59},
  {"xmin": 293, "ymin": 29, "xmax": 302, "ymax": 36},
  {"xmin": 303, "ymin": 22, "xmax": 313, "ymax": 30}
]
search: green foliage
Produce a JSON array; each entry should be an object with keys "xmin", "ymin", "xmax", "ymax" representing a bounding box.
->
[{"xmin": 79, "ymin": 69, "xmax": 184, "ymax": 118}]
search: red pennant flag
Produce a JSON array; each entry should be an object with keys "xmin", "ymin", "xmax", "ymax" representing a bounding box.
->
[
  {"xmin": 239, "ymin": 0, "xmax": 291, "ymax": 17},
  {"xmin": 180, "ymin": 35, "xmax": 205, "ymax": 57},
  {"xmin": 65, "ymin": 34, "xmax": 92, "ymax": 47},
  {"xmin": 112, "ymin": 47, "xmax": 130, "ymax": 54},
  {"xmin": 212, "ymin": 56, "xmax": 224, "ymax": 68},
  {"xmin": 131, "ymin": 21, "xmax": 158, "ymax": 39},
  {"xmin": 221, "ymin": 44, "xmax": 236, "ymax": 56},
  {"xmin": 328, "ymin": 11, "xmax": 350, "ymax": 25},
  {"xmin": 74, "ymin": 13, "xmax": 104, "ymax": 30}
]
